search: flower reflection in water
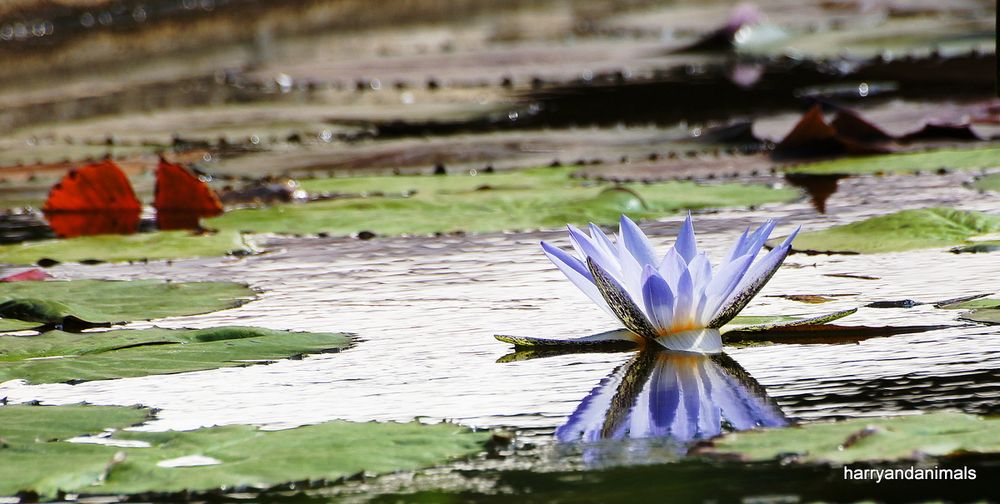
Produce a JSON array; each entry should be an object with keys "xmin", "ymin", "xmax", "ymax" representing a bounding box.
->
[{"xmin": 556, "ymin": 338, "xmax": 787, "ymax": 447}]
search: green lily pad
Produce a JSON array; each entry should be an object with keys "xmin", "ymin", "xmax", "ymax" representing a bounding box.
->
[
  {"xmin": 0, "ymin": 326, "xmax": 351, "ymax": 384},
  {"xmin": 0, "ymin": 404, "xmax": 487, "ymax": 499},
  {"xmin": 784, "ymin": 146, "xmax": 1000, "ymax": 176},
  {"xmin": 708, "ymin": 412, "xmax": 1000, "ymax": 464},
  {"xmin": 950, "ymin": 241, "xmax": 1000, "ymax": 254},
  {"xmin": 972, "ymin": 173, "xmax": 1000, "ymax": 192},
  {"xmin": 787, "ymin": 208, "xmax": 1000, "ymax": 254},
  {"xmin": 935, "ymin": 297, "xmax": 1000, "ymax": 325},
  {"xmin": 958, "ymin": 309, "xmax": 1000, "ymax": 325},
  {"xmin": 937, "ymin": 298, "xmax": 1000, "ymax": 310},
  {"xmin": 0, "ymin": 230, "xmax": 255, "ymax": 266},
  {"xmin": 722, "ymin": 309, "xmax": 858, "ymax": 333},
  {"xmin": 0, "ymin": 280, "xmax": 254, "ymax": 331},
  {"xmin": 207, "ymin": 167, "xmax": 797, "ymax": 237}
]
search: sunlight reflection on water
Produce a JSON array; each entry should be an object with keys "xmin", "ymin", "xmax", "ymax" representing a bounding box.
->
[{"xmin": 1, "ymin": 174, "xmax": 998, "ymax": 443}]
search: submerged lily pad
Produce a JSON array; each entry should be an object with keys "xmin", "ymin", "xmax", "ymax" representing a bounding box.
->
[
  {"xmin": 207, "ymin": 167, "xmax": 796, "ymax": 236},
  {"xmin": 786, "ymin": 208, "xmax": 1000, "ymax": 254},
  {"xmin": 784, "ymin": 146, "xmax": 1000, "ymax": 176},
  {"xmin": 0, "ymin": 280, "xmax": 254, "ymax": 331},
  {"xmin": 0, "ymin": 326, "xmax": 351, "ymax": 384},
  {"xmin": 0, "ymin": 230, "xmax": 254, "ymax": 265},
  {"xmin": 0, "ymin": 404, "xmax": 487, "ymax": 499},
  {"xmin": 707, "ymin": 412, "xmax": 1000, "ymax": 464}
]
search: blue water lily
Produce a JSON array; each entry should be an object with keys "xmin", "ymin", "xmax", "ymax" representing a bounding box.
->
[{"xmin": 539, "ymin": 215, "xmax": 799, "ymax": 354}]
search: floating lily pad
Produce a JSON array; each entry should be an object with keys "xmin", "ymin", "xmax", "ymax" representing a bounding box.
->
[
  {"xmin": 950, "ymin": 241, "xmax": 1000, "ymax": 254},
  {"xmin": 207, "ymin": 167, "xmax": 796, "ymax": 236},
  {"xmin": 495, "ymin": 309, "xmax": 860, "ymax": 354},
  {"xmin": 972, "ymin": 173, "xmax": 1000, "ymax": 193},
  {"xmin": 935, "ymin": 296, "xmax": 1000, "ymax": 325},
  {"xmin": 0, "ymin": 326, "xmax": 351, "ymax": 384},
  {"xmin": 937, "ymin": 298, "xmax": 1000, "ymax": 310},
  {"xmin": 784, "ymin": 146, "xmax": 1000, "ymax": 176},
  {"xmin": 0, "ymin": 230, "xmax": 255, "ymax": 265},
  {"xmin": 958, "ymin": 309, "xmax": 1000, "ymax": 325},
  {"xmin": 0, "ymin": 280, "xmax": 254, "ymax": 331},
  {"xmin": 786, "ymin": 208, "xmax": 1000, "ymax": 254},
  {"xmin": 706, "ymin": 412, "xmax": 1000, "ymax": 464},
  {"xmin": 0, "ymin": 404, "xmax": 487, "ymax": 499}
]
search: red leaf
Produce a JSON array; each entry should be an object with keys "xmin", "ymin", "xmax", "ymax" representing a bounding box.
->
[
  {"xmin": 773, "ymin": 105, "xmax": 842, "ymax": 158},
  {"xmin": 0, "ymin": 268, "xmax": 50, "ymax": 282},
  {"xmin": 154, "ymin": 159, "xmax": 223, "ymax": 230},
  {"xmin": 830, "ymin": 110, "xmax": 894, "ymax": 143},
  {"xmin": 42, "ymin": 160, "xmax": 141, "ymax": 238},
  {"xmin": 42, "ymin": 160, "xmax": 141, "ymax": 212}
]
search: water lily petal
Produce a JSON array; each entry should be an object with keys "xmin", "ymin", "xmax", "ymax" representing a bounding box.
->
[
  {"xmin": 588, "ymin": 223, "xmax": 618, "ymax": 260},
  {"xmin": 587, "ymin": 257, "xmax": 658, "ymax": 339},
  {"xmin": 658, "ymin": 247, "xmax": 687, "ymax": 293},
  {"xmin": 672, "ymin": 267, "xmax": 696, "ymax": 330},
  {"xmin": 641, "ymin": 265, "xmax": 674, "ymax": 333},
  {"xmin": 700, "ymin": 252, "xmax": 754, "ymax": 324},
  {"xmin": 673, "ymin": 214, "xmax": 698, "ymax": 263},
  {"xmin": 616, "ymin": 236, "xmax": 648, "ymax": 306},
  {"xmin": 708, "ymin": 227, "xmax": 800, "ymax": 328},
  {"xmin": 688, "ymin": 253, "xmax": 712, "ymax": 320},
  {"xmin": 619, "ymin": 215, "xmax": 658, "ymax": 267},
  {"xmin": 745, "ymin": 219, "xmax": 777, "ymax": 256},
  {"xmin": 723, "ymin": 220, "xmax": 775, "ymax": 264},
  {"xmin": 652, "ymin": 328, "xmax": 723, "ymax": 354},
  {"xmin": 568, "ymin": 225, "xmax": 619, "ymax": 276},
  {"xmin": 542, "ymin": 241, "xmax": 614, "ymax": 317},
  {"xmin": 723, "ymin": 228, "xmax": 751, "ymax": 264}
]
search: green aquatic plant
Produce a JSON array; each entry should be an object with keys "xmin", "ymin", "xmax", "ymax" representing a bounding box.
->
[
  {"xmin": 0, "ymin": 280, "xmax": 255, "ymax": 332},
  {"xmin": 0, "ymin": 326, "xmax": 351, "ymax": 384},
  {"xmin": 0, "ymin": 404, "xmax": 488, "ymax": 499},
  {"xmin": 787, "ymin": 208, "xmax": 1000, "ymax": 254}
]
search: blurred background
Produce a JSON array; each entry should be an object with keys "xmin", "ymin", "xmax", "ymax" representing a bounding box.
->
[{"xmin": 0, "ymin": 0, "xmax": 995, "ymax": 243}]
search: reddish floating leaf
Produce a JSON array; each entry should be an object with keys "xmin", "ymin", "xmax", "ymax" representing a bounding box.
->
[
  {"xmin": 773, "ymin": 105, "xmax": 843, "ymax": 158},
  {"xmin": 0, "ymin": 268, "xmax": 50, "ymax": 282},
  {"xmin": 42, "ymin": 160, "xmax": 141, "ymax": 237},
  {"xmin": 900, "ymin": 122, "xmax": 982, "ymax": 142},
  {"xmin": 42, "ymin": 160, "xmax": 141, "ymax": 212},
  {"xmin": 830, "ymin": 110, "xmax": 894, "ymax": 143},
  {"xmin": 774, "ymin": 106, "xmax": 894, "ymax": 159},
  {"xmin": 154, "ymin": 159, "xmax": 223, "ymax": 230},
  {"xmin": 45, "ymin": 211, "xmax": 141, "ymax": 238}
]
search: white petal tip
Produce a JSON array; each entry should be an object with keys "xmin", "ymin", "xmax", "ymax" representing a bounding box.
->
[{"xmin": 653, "ymin": 328, "xmax": 723, "ymax": 355}]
